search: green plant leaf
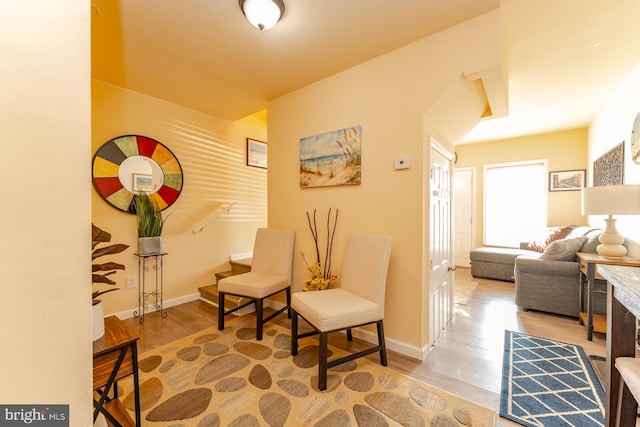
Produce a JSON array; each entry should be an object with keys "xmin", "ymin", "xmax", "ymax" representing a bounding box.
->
[
  {"xmin": 134, "ymin": 193, "xmax": 166, "ymax": 237},
  {"xmin": 92, "ymin": 223, "xmax": 129, "ymax": 304},
  {"xmin": 92, "ymin": 262, "xmax": 125, "ymax": 273},
  {"xmin": 92, "ymin": 244, "xmax": 129, "ymax": 260},
  {"xmin": 92, "ymin": 288, "xmax": 119, "ymax": 300}
]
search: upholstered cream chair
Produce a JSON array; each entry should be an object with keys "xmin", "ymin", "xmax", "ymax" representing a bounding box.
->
[
  {"xmin": 290, "ymin": 233, "xmax": 393, "ymax": 390},
  {"xmin": 217, "ymin": 228, "xmax": 295, "ymax": 340},
  {"xmin": 614, "ymin": 357, "xmax": 640, "ymax": 426}
]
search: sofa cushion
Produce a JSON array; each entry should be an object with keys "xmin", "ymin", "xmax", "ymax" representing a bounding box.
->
[
  {"xmin": 526, "ymin": 226, "xmax": 573, "ymax": 252},
  {"xmin": 470, "ymin": 247, "xmax": 533, "ymax": 264},
  {"xmin": 566, "ymin": 226, "xmax": 596, "ymax": 239},
  {"xmin": 539, "ymin": 236, "xmax": 587, "ymax": 261}
]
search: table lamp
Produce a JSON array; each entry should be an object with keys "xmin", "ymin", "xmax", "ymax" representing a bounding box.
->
[{"xmin": 581, "ymin": 184, "xmax": 640, "ymax": 258}]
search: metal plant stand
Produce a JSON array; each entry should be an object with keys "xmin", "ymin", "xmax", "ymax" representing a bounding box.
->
[{"xmin": 133, "ymin": 252, "xmax": 168, "ymax": 323}]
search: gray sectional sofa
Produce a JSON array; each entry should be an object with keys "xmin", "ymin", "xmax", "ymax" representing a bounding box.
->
[
  {"xmin": 470, "ymin": 246, "xmax": 532, "ymax": 282},
  {"xmin": 470, "ymin": 226, "xmax": 606, "ymax": 318}
]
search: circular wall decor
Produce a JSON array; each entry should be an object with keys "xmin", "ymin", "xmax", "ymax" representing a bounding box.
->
[
  {"xmin": 92, "ymin": 135, "xmax": 183, "ymax": 213},
  {"xmin": 632, "ymin": 111, "xmax": 640, "ymax": 165}
]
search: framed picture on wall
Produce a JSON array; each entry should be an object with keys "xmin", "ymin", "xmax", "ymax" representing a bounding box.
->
[
  {"xmin": 246, "ymin": 138, "xmax": 267, "ymax": 169},
  {"xmin": 299, "ymin": 125, "xmax": 362, "ymax": 188},
  {"xmin": 549, "ymin": 169, "xmax": 586, "ymax": 192},
  {"xmin": 593, "ymin": 141, "xmax": 624, "ymax": 186},
  {"xmin": 132, "ymin": 173, "xmax": 155, "ymax": 193}
]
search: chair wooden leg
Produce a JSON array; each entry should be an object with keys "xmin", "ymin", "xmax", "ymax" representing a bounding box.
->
[
  {"xmin": 256, "ymin": 298, "xmax": 264, "ymax": 340},
  {"xmin": 377, "ymin": 320, "xmax": 388, "ymax": 366},
  {"xmin": 217, "ymin": 292, "xmax": 225, "ymax": 331},
  {"xmin": 346, "ymin": 328, "xmax": 353, "ymax": 341},
  {"xmin": 616, "ymin": 377, "xmax": 625, "ymax": 427},
  {"xmin": 286, "ymin": 287, "xmax": 291, "ymax": 318},
  {"xmin": 291, "ymin": 310, "xmax": 298, "ymax": 356},
  {"xmin": 319, "ymin": 332, "xmax": 328, "ymax": 391}
]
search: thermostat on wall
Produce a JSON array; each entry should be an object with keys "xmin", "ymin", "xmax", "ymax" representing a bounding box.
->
[{"xmin": 394, "ymin": 157, "xmax": 410, "ymax": 170}]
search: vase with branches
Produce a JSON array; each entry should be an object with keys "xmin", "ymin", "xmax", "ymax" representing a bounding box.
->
[{"xmin": 301, "ymin": 208, "xmax": 339, "ymax": 291}]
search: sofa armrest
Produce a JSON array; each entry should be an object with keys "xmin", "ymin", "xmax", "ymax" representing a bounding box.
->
[
  {"xmin": 514, "ymin": 256, "xmax": 581, "ymax": 317},
  {"xmin": 514, "ymin": 256, "xmax": 579, "ymax": 277}
]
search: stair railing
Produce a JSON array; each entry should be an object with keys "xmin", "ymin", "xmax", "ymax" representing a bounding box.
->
[{"xmin": 192, "ymin": 201, "xmax": 236, "ymax": 233}]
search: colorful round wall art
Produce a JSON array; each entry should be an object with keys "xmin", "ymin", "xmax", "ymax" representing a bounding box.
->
[
  {"xmin": 92, "ymin": 135, "xmax": 183, "ymax": 213},
  {"xmin": 631, "ymin": 111, "xmax": 640, "ymax": 165}
]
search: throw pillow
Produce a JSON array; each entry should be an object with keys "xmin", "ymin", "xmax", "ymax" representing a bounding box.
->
[
  {"xmin": 539, "ymin": 236, "xmax": 587, "ymax": 261},
  {"xmin": 580, "ymin": 230, "xmax": 603, "ymax": 254},
  {"xmin": 527, "ymin": 226, "xmax": 573, "ymax": 253}
]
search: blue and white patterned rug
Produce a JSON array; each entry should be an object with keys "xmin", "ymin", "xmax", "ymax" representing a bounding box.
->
[{"xmin": 500, "ymin": 330, "xmax": 605, "ymax": 427}]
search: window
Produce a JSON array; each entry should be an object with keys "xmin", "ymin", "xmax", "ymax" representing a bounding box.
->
[{"xmin": 483, "ymin": 160, "xmax": 548, "ymax": 247}]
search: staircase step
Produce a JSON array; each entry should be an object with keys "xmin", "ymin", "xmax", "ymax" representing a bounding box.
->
[
  {"xmin": 198, "ymin": 284, "xmax": 255, "ymax": 316},
  {"xmin": 199, "ymin": 257, "xmax": 254, "ymax": 316},
  {"xmin": 214, "ymin": 258, "xmax": 252, "ymax": 282},
  {"xmin": 229, "ymin": 258, "xmax": 252, "ymax": 273},
  {"xmin": 214, "ymin": 271, "xmax": 237, "ymax": 282}
]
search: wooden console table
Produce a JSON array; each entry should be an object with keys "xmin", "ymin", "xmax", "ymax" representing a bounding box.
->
[
  {"xmin": 597, "ymin": 264, "xmax": 640, "ymax": 427},
  {"xmin": 577, "ymin": 253, "xmax": 640, "ymax": 340},
  {"xmin": 93, "ymin": 316, "xmax": 141, "ymax": 426}
]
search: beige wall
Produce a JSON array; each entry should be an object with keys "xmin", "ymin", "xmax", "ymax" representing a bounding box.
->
[
  {"xmin": 92, "ymin": 81, "xmax": 267, "ymax": 317},
  {"xmin": 588, "ymin": 61, "xmax": 640, "ymax": 256},
  {"xmin": 456, "ymin": 128, "xmax": 589, "ymax": 246},
  {"xmin": 267, "ymin": 11, "xmax": 503, "ymax": 355},
  {"xmin": 0, "ymin": 0, "xmax": 92, "ymax": 422}
]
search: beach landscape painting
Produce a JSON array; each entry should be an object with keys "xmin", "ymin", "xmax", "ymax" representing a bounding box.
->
[{"xmin": 300, "ymin": 126, "xmax": 362, "ymax": 188}]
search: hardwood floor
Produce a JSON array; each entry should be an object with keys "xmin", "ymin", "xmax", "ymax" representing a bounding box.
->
[{"xmin": 121, "ymin": 267, "xmax": 606, "ymax": 426}]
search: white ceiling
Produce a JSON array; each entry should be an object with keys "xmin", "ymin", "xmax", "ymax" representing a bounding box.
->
[{"xmin": 91, "ymin": 0, "xmax": 640, "ymax": 144}]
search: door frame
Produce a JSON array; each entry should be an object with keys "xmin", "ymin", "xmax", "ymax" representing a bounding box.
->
[
  {"xmin": 428, "ymin": 138, "xmax": 455, "ymax": 348},
  {"xmin": 453, "ymin": 167, "xmax": 476, "ymax": 267}
]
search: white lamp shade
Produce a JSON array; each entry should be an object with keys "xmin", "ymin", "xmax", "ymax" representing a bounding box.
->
[
  {"xmin": 581, "ymin": 185, "xmax": 640, "ymax": 215},
  {"xmin": 240, "ymin": 0, "xmax": 284, "ymax": 30}
]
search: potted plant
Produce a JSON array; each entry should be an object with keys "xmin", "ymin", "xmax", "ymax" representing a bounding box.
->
[
  {"xmin": 92, "ymin": 223, "xmax": 129, "ymax": 340},
  {"xmin": 134, "ymin": 192, "xmax": 166, "ymax": 255}
]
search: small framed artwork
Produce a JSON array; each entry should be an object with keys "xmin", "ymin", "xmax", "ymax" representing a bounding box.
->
[
  {"xmin": 549, "ymin": 169, "xmax": 586, "ymax": 192},
  {"xmin": 132, "ymin": 173, "xmax": 155, "ymax": 193},
  {"xmin": 593, "ymin": 141, "xmax": 624, "ymax": 186},
  {"xmin": 246, "ymin": 138, "xmax": 267, "ymax": 169}
]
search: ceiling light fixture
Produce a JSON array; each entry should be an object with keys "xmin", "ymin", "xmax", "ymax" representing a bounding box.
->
[{"xmin": 239, "ymin": 0, "xmax": 285, "ymax": 31}]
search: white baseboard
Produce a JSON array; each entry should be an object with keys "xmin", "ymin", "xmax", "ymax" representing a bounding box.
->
[
  {"xmin": 267, "ymin": 300, "xmax": 425, "ymax": 361},
  {"xmin": 111, "ymin": 292, "xmax": 201, "ymax": 320},
  {"xmin": 348, "ymin": 327, "xmax": 426, "ymax": 361},
  {"xmin": 230, "ymin": 252, "xmax": 252, "ymax": 261},
  {"xmin": 111, "ymin": 293, "xmax": 426, "ymax": 361}
]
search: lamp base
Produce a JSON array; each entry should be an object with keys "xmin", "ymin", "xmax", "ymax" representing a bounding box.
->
[{"xmin": 596, "ymin": 217, "xmax": 626, "ymax": 258}]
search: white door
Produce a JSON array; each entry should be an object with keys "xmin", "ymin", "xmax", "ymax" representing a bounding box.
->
[
  {"xmin": 454, "ymin": 168, "xmax": 474, "ymax": 267},
  {"xmin": 429, "ymin": 140, "xmax": 453, "ymax": 346}
]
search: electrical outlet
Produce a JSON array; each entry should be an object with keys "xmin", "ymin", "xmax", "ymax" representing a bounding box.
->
[{"xmin": 127, "ymin": 276, "xmax": 137, "ymax": 289}]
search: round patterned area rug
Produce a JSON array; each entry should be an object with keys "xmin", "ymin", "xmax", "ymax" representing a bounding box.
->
[{"xmin": 118, "ymin": 317, "xmax": 496, "ymax": 426}]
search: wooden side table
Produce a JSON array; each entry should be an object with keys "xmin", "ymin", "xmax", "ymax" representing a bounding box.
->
[
  {"xmin": 93, "ymin": 316, "xmax": 141, "ymax": 426},
  {"xmin": 577, "ymin": 252, "xmax": 640, "ymax": 340}
]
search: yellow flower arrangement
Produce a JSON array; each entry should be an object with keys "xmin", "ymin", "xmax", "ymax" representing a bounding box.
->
[
  {"xmin": 300, "ymin": 252, "xmax": 337, "ymax": 291},
  {"xmin": 301, "ymin": 208, "xmax": 339, "ymax": 291}
]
